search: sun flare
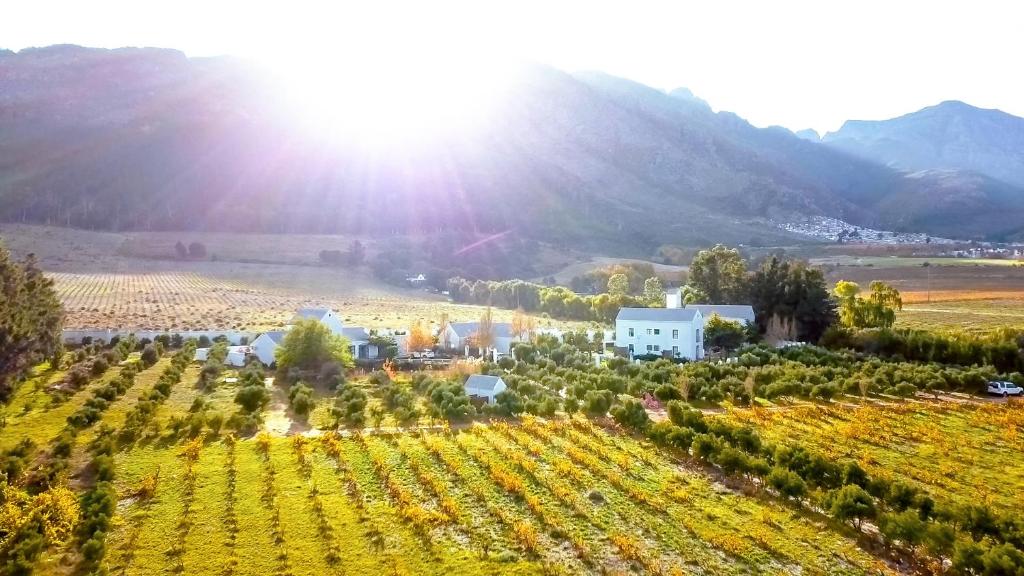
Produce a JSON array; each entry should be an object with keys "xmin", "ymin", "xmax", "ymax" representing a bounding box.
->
[{"xmin": 265, "ymin": 44, "xmax": 515, "ymax": 147}]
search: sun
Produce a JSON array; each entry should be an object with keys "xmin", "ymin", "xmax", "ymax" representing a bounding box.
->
[{"xmin": 264, "ymin": 42, "xmax": 516, "ymax": 148}]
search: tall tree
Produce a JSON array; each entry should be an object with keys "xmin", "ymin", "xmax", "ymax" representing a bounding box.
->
[
  {"xmin": 407, "ymin": 320, "xmax": 435, "ymax": 352},
  {"xmin": 687, "ymin": 245, "xmax": 748, "ymax": 304},
  {"xmin": 472, "ymin": 306, "xmax": 496, "ymax": 351},
  {"xmin": 511, "ymin": 308, "xmax": 537, "ymax": 341},
  {"xmin": 642, "ymin": 277, "xmax": 665, "ymax": 306},
  {"xmin": 749, "ymin": 257, "xmax": 836, "ymax": 342},
  {"xmin": 0, "ymin": 246, "xmax": 64, "ymax": 401},
  {"xmin": 606, "ymin": 273, "xmax": 630, "ymax": 297}
]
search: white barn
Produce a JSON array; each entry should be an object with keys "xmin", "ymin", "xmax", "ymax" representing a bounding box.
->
[
  {"xmin": 614, "ymin": 307, "xmax": 705, "ymax": 360},
  {"xmin": 464, "ymin": 374, "xmax": 507, "ymax": 404}
]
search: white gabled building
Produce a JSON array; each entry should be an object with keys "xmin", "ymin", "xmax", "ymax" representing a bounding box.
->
[
  {"xmin": 614, "ymin": 307, "xmax": 704, "ymax": 360},
  {"xmin": 464, "ymin": 374, "xmax": 507, "ymax": 404},
  {"xmin": 250, "ymin": 331, "xmax": 287, "ymax": 366},
  {"xmin": 442, "ymin": 322, "xmax": 518, "ymax": 355},
  {"xmin": 291, "ymin": 308, "xmax": 345, "ymax": 335}
]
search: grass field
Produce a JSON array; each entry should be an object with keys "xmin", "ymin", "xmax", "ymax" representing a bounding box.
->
[
  {"xmin": 721, "ymin": 401, "xmax": 1024, "ymax": 512},
  {"xmin": 0, "ymin": 225, "xmax": 595, "ymax": 332}
]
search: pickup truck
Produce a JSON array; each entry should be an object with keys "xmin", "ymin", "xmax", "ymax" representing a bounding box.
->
[{"xmin": 987, "ymin": 381, "xmax": 1024, "ymax": 397}]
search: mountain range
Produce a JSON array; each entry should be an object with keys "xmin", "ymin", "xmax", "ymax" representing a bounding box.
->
[{"xmin": 1, "ymin": 44, "xmax": 1023, "ymax": 253}]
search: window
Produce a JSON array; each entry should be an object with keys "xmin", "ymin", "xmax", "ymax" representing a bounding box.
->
[
  {"xmin": 653, "ymin": 328, "xmax": 660, "ymax": 335},
  {"xmin": 672, "ymin": 346, "xmax": 679, "ymax": 356},
  {"xmin": 653, "ymin": 345, "xmax": 660, "ymax": 352},
  {"xmin": 628, "ymin": 344, "xmax": 634, "ymax": 354},
  {"xmin": 646, "ymin": 328, "xmax": 652, "ymax": 335},
  {"xmin": 628, "ymin": 328, "xmax": 634, "ymax": 337},
  {"xmin": 672, "ymin": 329, "xmax": 679, "ymax": 339},
  {"xmin": 646, "ymin": 345, "xmax": 653, "ymax": 352}
]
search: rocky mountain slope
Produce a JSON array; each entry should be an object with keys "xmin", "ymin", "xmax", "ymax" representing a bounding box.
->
[
  {"xmin": 824, "ymin": 100, "xmax": 1024, "ymax": 189},
  {"xmin": 2, "ymin": 45, "xmax": 1022, "ymax": 250}
]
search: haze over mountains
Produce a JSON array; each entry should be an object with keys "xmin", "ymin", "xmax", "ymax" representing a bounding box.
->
[
  {"xmin": 822, "ymin": 101, "xmax": 1024, "ymax": 189},
  {"xmin": 1, "ymin": 45, "xmax": 1023, "ymax": 252}
]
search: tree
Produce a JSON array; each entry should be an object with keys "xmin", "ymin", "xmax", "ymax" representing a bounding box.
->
[
  {"xmin": 687, "ymin": 245, "xmax": 747, "ymax": 304},
  {"xmin": 767, "ymin": 467, "xmax": 807, "ymax": 501},
  {"xmin": 829, "ymin": 484, "xmax": 876, "ymax": 529},
  {"xmin": 704, "ymin": 314, "xmax": 746, "ymax": 350},
  {"xmin": 610, "ymin": 398, "xmax": 650, "ymax": 431},
  {"xmin": 407, "ymin": 320, "xmax": 435, "ymax": 352},
  {"xmin": 187, "ymin": 242, "xmax": 207, "ymax": 259},
  {"xmin": 1, "ymin": 247, "xmax": 64, "ymax": 402},
  {"xmin": 510, "ymin": 308, "xmax": 537, "ymax": 342},
  {"xmin": 275, "ymin": 319, "xmax": 353, "ymax": 377},
  {"xmin": 471, "ymin": 307, "xmax": 496, "ymax": 352},
  {"xmin": 835, "ymin": 281, "xmax": 902, "ymax": 329},
  {"xmin": 288, "ymin": 382, "xmax": 315, "ymax": 418},
  {"xmin": 607, "ymin": 273, "xmax": 630, "ymax": 297},
  {"xmin": 749, "ymin": 257, "xmax": 836, "ymax": 342},
  {"xmin": 174, "ymin": 241, "xmax": 187, "ymax": 259},
  {"xmin": 346, "ymin": 240, "xmax": 366, "ymax": 266},
  {"xmin": 642, "ymin": 277, "xmax": 665, "ymax": 305}
]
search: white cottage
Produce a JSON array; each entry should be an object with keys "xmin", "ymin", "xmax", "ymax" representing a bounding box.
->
[
  {"xmin": 464, "ymin": 374, "xmax": 507, "ymax": 404},
  {"xmin": 614, "ymin": 307, "xmax": 704, "ymax": 360}
]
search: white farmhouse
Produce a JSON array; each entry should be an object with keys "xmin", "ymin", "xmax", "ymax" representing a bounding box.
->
[
  {"xmin": 614, "ymin": 308, "xmax": 704, "ymax": 360},
  {"xmin": 464, "ymin": 374, "xmax": 507, "ymax": 404},
  {"xmin": 685, "ymin": 304, "xmax": 755, "ymax": 326},
  {"xmin": 442, "ymin": 322, "xmax": 517, "ymax": 355},
  {"xmin": 249, "ymin": 307, "xmax": 386, "ymax": 367},
  {"xmin": 291, "ymin": 308, "xmax": 345, "ymax": 335}
]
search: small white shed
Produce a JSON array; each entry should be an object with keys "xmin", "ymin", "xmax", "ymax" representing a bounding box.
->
[{"xmin": 464, "ymin": 375, "xmax": 507, "ymax": 405}]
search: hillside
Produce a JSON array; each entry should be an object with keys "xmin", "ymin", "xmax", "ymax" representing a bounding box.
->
[
  {"xmin": 2, "ymin": 45, "xmax": 1023, "ymax": 249},
  {"xmin": 824, "ymin": 100, "xmax": 1024, "ymax": 188}
]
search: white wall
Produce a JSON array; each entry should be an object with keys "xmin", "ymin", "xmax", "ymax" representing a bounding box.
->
[
  {"xmin": 320, "ymin": 311, "xmax": 345, "ymax": 335},
  {"xmin": 614, "ymin": 317, "xmax": 704, "ymax": 360},
  {"xmin": 250, "ymin": 334, "xmax": 279, "ymax": 366},
  {"xmin": 64, "ymin": 329, "xmax": 256, "ymax": 345}
]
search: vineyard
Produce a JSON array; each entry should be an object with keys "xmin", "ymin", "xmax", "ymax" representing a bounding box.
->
[
  {"xmin": 0, "ymin": 350, "xmax": 894, "ymax": 575},
  {"xmin": 99, "ymin": 419, "xmax": 889, "ymax": 576},
  {"xmin": 46, "ymin": 269, "xmax": 572, "ymax": 333},
  {"xmin": 721, "ymin": 401, "xmax": 1024, "ymax": 513}
]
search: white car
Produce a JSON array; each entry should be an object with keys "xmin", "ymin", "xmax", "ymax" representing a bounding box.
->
[{"xmin": 987, "ymin": 381, "xmax": 1024, "ymax": 397}]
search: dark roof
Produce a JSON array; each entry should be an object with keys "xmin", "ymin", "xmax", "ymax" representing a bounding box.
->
[
  {"xmin": 448, "ymin": 322, "xmax": 514, "ymax": 338},
  {"xmin": 686, "ymin": 304, "xmax": 755, "ymax": 323},
  {"xmin": 615, "ymin": 308, "xmax": 699, "ymax": 322},
  {"xmin": 465, "ymin": 374, "xmax": 505, "ymax": 392}
]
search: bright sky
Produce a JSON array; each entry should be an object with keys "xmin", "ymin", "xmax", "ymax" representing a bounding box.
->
[{"xmin": 3, "ymin": 0, "xmax": 1022, "ymax": 134}]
